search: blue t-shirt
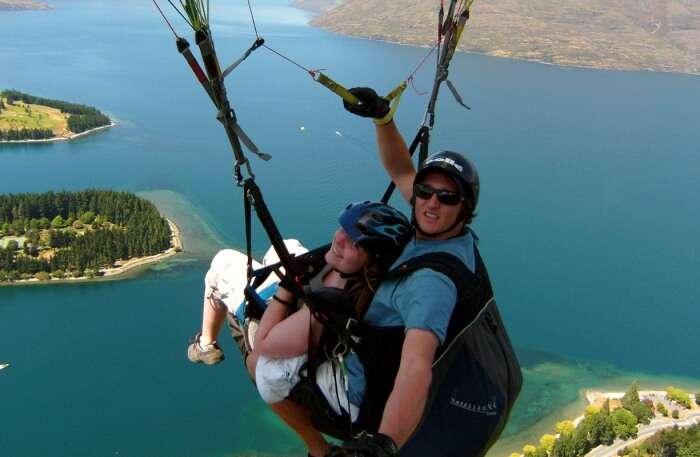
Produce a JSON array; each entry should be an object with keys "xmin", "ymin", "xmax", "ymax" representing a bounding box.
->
[{"xmin": 345, "ymin": 230, "xmax": 477, "ymax": 406}]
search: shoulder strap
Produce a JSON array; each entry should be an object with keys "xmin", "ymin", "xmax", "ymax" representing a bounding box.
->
[{"xmin": 385, "ymin": 251, "xmax": 479, "ymax": 303}]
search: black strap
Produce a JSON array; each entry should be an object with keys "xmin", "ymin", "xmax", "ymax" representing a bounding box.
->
[
  {"xmin": 385, "ymin": 251, "xmax": 479, "ymax": 304},
  {"xmin": 418, "ymin": 127, "xmax": 430, "ymax": 164},
  {"xmin": 244, "ymin": 182, "xmax": 254, "ymax": 281},
  {"xmin": 243, "ymin": 178, "xmax": 307, "ymax": 288}
]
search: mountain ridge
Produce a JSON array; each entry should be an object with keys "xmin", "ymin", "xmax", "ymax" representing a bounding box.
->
[{"xmin": 293, "ymin": 0, "xmax": 700, "ymax": 75}]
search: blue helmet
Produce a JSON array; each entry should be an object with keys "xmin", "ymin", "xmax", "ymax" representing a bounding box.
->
[{"xmin": 338, "ymin": 201, "xmax": 411, "ymax": 265}]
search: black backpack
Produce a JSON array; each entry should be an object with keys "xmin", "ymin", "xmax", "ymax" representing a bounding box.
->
[{"xmin": 384, "ymin": 248, "xmax": 522, "ymax": 457}]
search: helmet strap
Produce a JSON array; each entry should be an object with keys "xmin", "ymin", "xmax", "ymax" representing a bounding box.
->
[{"xmin": 336, "ymin": 269, "xmax": 361, "ymax": 280}]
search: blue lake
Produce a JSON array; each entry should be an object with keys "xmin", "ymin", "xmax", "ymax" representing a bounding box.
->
[{"xmin": 1, "ymin": 1, "xmax": 699, "ymax": 456}]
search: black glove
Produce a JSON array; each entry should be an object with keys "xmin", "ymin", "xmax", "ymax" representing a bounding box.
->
[
  {"xmin": 324, "ymin": 433, "xmax": 399, "ymax": 457},
  {"xmin": 343, "ymin": 87, "xmax": 390, "ymax": 120}
]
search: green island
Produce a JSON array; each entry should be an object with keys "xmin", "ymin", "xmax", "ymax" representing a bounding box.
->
[
  {"xmin": 0, "ymin": 90, "xmax": 112, "ymax": 142},
  {"xmin": 0, "ymin": 190, "xmax": 182, "ymax": 284},
  {"xmin": 510, "ymin": 384, "xmax": 700, "ymax": 457}
]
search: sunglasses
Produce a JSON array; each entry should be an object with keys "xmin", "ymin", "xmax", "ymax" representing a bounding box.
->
[{"xmin": 413, "ymin": 183, "xmax": 463, "ymax": 206}]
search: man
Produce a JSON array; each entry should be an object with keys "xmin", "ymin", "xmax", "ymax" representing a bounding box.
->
[
  {"xmin": 248, "ymin": 88, "xmax": 486, "ymax": 457},
  {"xmin": 332, "ymin": 88, "xmax": 482, "ymax": 456}
]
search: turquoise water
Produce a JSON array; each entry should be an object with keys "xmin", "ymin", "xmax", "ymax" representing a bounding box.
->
[{"xmin": 1, "ymin": 1, "xmax": 700, "ymax": 456}]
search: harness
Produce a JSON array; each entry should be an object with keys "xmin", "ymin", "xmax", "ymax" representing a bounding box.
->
[{"xmin": 287, "ymin": 246, "xmax": 522, "ymax": 457}]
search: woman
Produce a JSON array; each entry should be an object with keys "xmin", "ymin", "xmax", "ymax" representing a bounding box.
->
[
  {"xmin": 248, "ymin": 201, "xmax": 412, "ymax": 425},
  {"xmin": 187, "ymin": 201, "xmax": 411, "ymax": 378},
  {"xmin": 187, "ymin": 201, "xmax": 410, "ymax": 457}
]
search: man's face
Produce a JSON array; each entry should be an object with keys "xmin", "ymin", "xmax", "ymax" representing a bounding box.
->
[{"xmin": 414, "ymin": 171, "xmax": 465, "ymax": 240}]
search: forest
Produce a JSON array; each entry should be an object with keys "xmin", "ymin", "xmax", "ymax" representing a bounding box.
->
[{"xmin": 0, "ymin": 190, "xmax": 172, "ymax": 281}]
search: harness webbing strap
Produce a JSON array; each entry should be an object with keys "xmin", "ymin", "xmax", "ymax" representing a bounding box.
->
[
  {"xmin": 158, "ymin": 5, "xmax": 309, "ymax": 297},
  {"xmin": 243, "ymin": 179, "xmax": 304, "ymax": 283},
  {"xmin": 222, "ymin": 37, "xmax": 265, "ymax": 79},
  {"xmin": 313, "ymin": 72, "xmax": 360, "ymax": 106},
  {"xmin": 176, "ymin": 38, "xmax": 216, "ymax": 103},
  {"xmin": 244, "ymin": 183, "xmax": 254, "ymax": 280}
]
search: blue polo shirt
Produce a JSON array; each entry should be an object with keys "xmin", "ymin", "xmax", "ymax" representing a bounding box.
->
[{"xmin": 345, "ymin": 230, "xmax": 477, "ymax": 406}]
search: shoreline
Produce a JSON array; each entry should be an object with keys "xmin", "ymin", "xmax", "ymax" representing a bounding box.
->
[
  {"xmin": 0, "ymin": 121, "xmax": 116, "ymax": 144},
  {"xmin": 502, "ymin": 389, "xmax": 700, "ymax": 457},
  {"xmin": 0, "ymin": 216, "xmax": 183, "ymax": 287},
  {"xmin": 350, "ymin": 32, "xmax": 700, "ymax": 77},
  {"xmin": 303, "ymin": 23, "xmax": 700, "ymax": 78}
]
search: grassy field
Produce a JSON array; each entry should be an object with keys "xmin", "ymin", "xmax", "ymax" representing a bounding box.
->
[
  {"xmin": 0, "ymin": 236, "xmax": 26, "ymax": 249},
  {"xmin": 0, "ymin": 97, "xmax": 69, "ymax": 135}
]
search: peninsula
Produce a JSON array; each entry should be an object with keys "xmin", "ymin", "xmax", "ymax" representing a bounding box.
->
[
  {"xmin": 0, "ymin": 190, "xmax": 182, "ymax": 284},
  {"xmin": 0, "ymin": 0, "xmax": 50, "ymax": 11},
  {"xmin": 0, "ymin": 90, "xmax": 113, "ymax": 143},
  {"xmin": 295, "ymin": 0, "xmax": 700, "ymax": 76},
  {"xmin": 511, "ymin": 384, "xmax": 700, "ymax": 457}
]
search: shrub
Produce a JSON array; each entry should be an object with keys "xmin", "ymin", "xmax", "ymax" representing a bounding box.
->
[
  {"xmin": 540, "ymin": 434, "xmax": 557, "ymax": 452},
  {"xmin": 657, "ymin": 403, "xmax": 669, "ymax": 417},
  {"xmin": 80, "ymin": 211, "xmax": 96, "ymax": 224},
  {"xmin": 51, "ymin": 215, "xmax": 65, "ymax": 229},
  {"xmin": 586, "ymin": 404, "xmax": 601, "ymax": 416},
  {"xmin": 695, "ymin": 394, "xmax": 700, "ymax": 406},
  {"xmin": 556, "ymin": 420, "xmax": 576, "ymax": 436},
  {"xmin": 666, "ymin": 387, "xmax": 692, "ymax": 408},
  {"xmin": 34, "ymin": 271, "xmax": 50, "ymax": 281},
  {"xmin": 523, "ymin": 444, "xmax": 537, "ymax": 457},
  {"xmin": 52, "ymin": 269, "xmax": 65, "ymax": 279},
  {"xmin": 672, "ymin": 410, "xmax": 679, "ymax": 419}
]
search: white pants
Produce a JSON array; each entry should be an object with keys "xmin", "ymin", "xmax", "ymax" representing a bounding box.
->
[
  {"xmin": 203, "ymin": 240, "xmax": 308, "ymax": 314},
  {"xmin": 255, "ymin": 354, "xmax": 360, "ymax": 422}
]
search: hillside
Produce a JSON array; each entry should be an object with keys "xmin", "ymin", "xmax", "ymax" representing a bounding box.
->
[
  {"xmin": 0, "ymin": 90, "xmax": 112, "ymax": 142},
  {"xmin": 297, "ymin": 0, "xmax": 700, "ymax": 75},
  {"xmin": 0, "ymin": 0, "xmax": 50, "ymax": 11}
]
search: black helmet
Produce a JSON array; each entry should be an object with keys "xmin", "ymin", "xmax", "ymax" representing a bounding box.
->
[
  {"xmin": 415, "ymin": 150, "xmax": 479, "ymax": 209},
  {"xmin": 338, "ymin": 201, "xmax": 412, "ymax": 264}
]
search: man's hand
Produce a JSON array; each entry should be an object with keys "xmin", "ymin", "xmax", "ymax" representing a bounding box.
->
[
  {"xmin": 324, "ymin": 433, "xmax": 399, "ymax": 457},
  {"xmin": 343, "ymin": 87, "xmax": 390, "ymax": 120}
]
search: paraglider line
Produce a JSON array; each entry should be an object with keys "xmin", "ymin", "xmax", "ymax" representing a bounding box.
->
[
  {"xmin": 152, "ymin": 0, "xmax": 180, "ymax": 38},
  {"xmin": 262, "ymin": 44, "xmax": 313, "ymax": 75},
  {"xmin": 407, "ymin": 43, "xmax": 438, "ymax": 81},
  {"xmin": 166, "ymin": 0, "xmax": 194, "ymax": 30},
  {"xmin": 247, "ymin": 0, "xmax": 260, "ymax": 38}
]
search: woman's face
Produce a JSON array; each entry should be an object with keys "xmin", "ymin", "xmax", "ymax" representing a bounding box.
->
[{"xmin": 325, "ymin": 228, "xmax": 369, "ymax": 274}]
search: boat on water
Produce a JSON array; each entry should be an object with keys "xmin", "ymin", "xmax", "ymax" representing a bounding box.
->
[{"xmin": 0, "ymin": 363, "xmax": 9, "ymax": 370}]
